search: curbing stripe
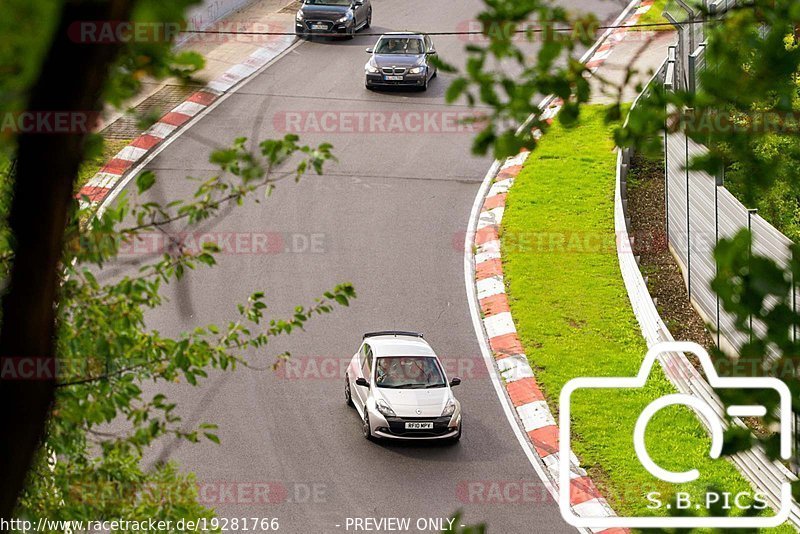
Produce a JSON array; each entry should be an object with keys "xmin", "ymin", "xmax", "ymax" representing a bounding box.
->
[
  {"xmin": 467, "ymin": 1, "xmax": 653, "ymax": 530},
  {"xmin": 529, "ymin": 425, "xmax": 559, "ymax": 457},
  {"xmin": 159, "ymin": 112, "xmax": 192, "ymax": 127},
  {"xmin": 474, "ymin": 225, "xmax": 499, "ymax": 246},
  {"xmin": 476, "ymin": 276, "xmax": 505, "ymax": 300},
  {"xmin": 483, "ymin": 311, "xmax": 517, "ymax": 338},
  {"xmin": 570, "ymin": 477, "xmax": 603, "ymax": 506},
  {"xmin": 482, "ymin": 193, "xmax": 507, "ymax": 211},
  {"xmin": 474, "ymin": 249, "xmax": 501, "ymax": 264},
  {"xmin": 488, "ymin": 333, "xmax": 525, "ymax": 358},
  {"xmin": 100, "ymin": 158, "xmax": 132, "ymax": 175},
  {"xmin": 130, "ymin": 134, "xmax": 162, "ymax": 150},
  {"xmin": 145, "ymin": 122, "xmax": 178, "ymax": 139},
  {"xmin": 479, "ymin": 292, "xmax": 510, "ymax": 316},
  {"xmin": 477, "ymin": 206, "xmax": 505, "ymax": 229},
  {"xmin": 115, "ymin": 145, "xmax": 149, "ymax": 162},
  {"xmin": 475, "ymin": 258, "xmax": 504, "ymax": 281},
  {"xmin": 171, "ymin": 100, "xmax": 207, "ymax": 117},
  {"xmin": 86, "ymin": 172, "xmax": 122, "ymax": 190},
  {"xmin": 78, "ymin": 28, "xmax": 298, "ymax": 207},
  {"xmin": 475, "ymin": 239, "xmax": 501, "ymax": 261},
  {"xmin": 187, "ymin": 90, "xmax": 220, "ymax": 106},
  {"xmin": 78, "ymin": 186, "xmax": 111, "ymax": 203},
  {"xmin": 507, "ymin": 377, "xmax": 545, "ymax": 406},
  {"xmin": 487, "ymin": 177, "xmax": 514, "ymax": 197},
  {"xmin": 517, "ymin": 400, "xmax": 557, "ymax": 432},
  {"xmin": 497, "ymin": 354, "xmax": 535, "ymax": 382}
]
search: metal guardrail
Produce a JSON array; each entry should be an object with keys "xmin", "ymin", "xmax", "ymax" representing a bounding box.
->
[{"xmin": 616, "ymin": 58, "xmax": 800, "ymax": 528}]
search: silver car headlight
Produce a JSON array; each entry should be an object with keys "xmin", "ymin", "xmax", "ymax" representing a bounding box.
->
[
  {"xmin": 365, "ymin": 63, "xmax": 380, "ymax": 73},
  {"xmin": 409, "ymin": 66, "xmax": 426, "ymax": 74},
  {"xmin": 336, "ymin": 11, "xmax": 353, "ymax": 23},
  {"xmin": 295, "ymin": 11, "xmax": 304, "ymax": 21},
  {"xmin": 376, "ymin": 399, "xmax": 396, "ymax": 417},
  {"xmin": 442, "ymin": 398, "xmax": 456, "ymax": 417}
]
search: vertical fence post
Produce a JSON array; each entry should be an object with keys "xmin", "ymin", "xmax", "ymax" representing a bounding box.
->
[
  {"xmin": 793, "ymin": 273, "xmax": 797, "ymax": 344},
  {"xmin": 715, "ymin": 170, "xmax": 723, "ymax": 347},
  {"xmin": 665, "ymin": 115, "xmax": 670, "ymax": 248},
  {"xmin": 685, "ymin": 108, "xmax": 693, "ymax": 301},
  {"xmin": 747, "ymin": 208, "xmax": 758, "ymax": 343}
]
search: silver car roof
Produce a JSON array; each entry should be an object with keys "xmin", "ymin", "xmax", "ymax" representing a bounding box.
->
[{"xmin": 367, "ymin": 336, "xmax": 437, "ymax": 357}]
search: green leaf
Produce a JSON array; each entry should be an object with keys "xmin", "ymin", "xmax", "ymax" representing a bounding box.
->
[{"xmin": 136, "ymin": 171, "xmax": 157, "ymax": 194}]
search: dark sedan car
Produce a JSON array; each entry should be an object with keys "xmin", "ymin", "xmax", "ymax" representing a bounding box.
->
[
  {"xmin": 295, "ymin": 0, "xmax": 372, "ymax": 39},
  {"xmin": 364, "ymin": 33, "xmax": 438, "ymax": 91}
]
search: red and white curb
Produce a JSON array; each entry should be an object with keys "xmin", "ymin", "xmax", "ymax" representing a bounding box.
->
[
  {"xmin": 466, "ymin": 1, "xmax": 655, "ymax": 532},
  {"xmin": 79, "ymin": 33, "xmax": 296, "ymax": 207},
  {"xmin": 473, "ymin": 151, "xmax": 622, "ymax": 531}
]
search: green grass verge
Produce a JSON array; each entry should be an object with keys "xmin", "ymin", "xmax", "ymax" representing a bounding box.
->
[
  {"xmin": 500, "ymin": 105, "xmax": 792, "ymax": 529},
  {"xmin": 76, "ymin": 138, "xmax": 132, "ymax": 190},
  {"xmin": 633, "ymin": 0, "xmax": 671, "ymax": 31}
]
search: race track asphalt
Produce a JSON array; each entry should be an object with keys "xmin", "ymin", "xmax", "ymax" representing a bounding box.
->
[{"xmin": 101, "ymin": 1, "xmax": 629, "ymax": 531}]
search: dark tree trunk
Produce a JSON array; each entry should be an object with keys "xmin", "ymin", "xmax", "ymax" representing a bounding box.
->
[{"xmin": 0, "ymin": 0, "xmax": 134, "ymax": 521}]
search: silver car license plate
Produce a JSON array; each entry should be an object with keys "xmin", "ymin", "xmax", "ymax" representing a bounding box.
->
[
  {"xmin": 405, "ymin": 421, "xmax": 433, "ymax": 430},
  {"xmin": 311, "ymin": 23, "xmax": 326, "ymax": 30},
  {"xmin": 384, "ymin": 75, "xmax": 403, "ymax": 81}
]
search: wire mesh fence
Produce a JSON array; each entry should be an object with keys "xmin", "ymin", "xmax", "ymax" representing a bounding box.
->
[{"xmin": 658, "ymin": 12, "xmax": 800, "ymax": 470}]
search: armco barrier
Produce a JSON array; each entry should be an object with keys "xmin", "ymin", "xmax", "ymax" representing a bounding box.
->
[{"xmin": 616, "ymin": 59, "xmax": 800, "ymax": 527}]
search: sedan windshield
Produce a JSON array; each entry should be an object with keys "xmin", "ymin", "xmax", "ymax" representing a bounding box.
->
[
  {"xmin": 375, "ymin": 356, "xmax": 446, "ymax": 389},
  {"xmin": 304, "ymin": 0, "xmax": 351, "ymax": 5},
  {"xmin": 375, "ymin": 37, "xmax": 424, "ymax": 55}
]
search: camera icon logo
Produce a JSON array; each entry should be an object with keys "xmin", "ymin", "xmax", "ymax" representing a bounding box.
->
[{"xmin": 558, "ymin": 341, "xmax": 794, "ymax": 529}]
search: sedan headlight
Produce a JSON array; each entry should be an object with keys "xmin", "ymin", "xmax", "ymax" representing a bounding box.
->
[
  {"xmin": 409, "ymin": 66, "xmax": 426, "ymax": 74},
  {"xmin": 376, "ymin": 399, "xmax": 396, "ymax": 417},
  {"xmin": 442, "ymin": 398, "xmax": 456, "ymax": 417},
  {"xmin": 336, "ymin": 11, "xmax": 353, "ymax": 23},
  {"xmin": 295, "ymin": 11, "xmax": 304, "ymax": 21},
  {"xmin": 365, "ymin": 63, "xmax": 380, "ymax": 73}
]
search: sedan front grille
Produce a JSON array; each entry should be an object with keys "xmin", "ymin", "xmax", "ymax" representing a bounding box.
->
[{"xmin": 381, "ymin": 67, "xmax": 407, "ymax": 75}]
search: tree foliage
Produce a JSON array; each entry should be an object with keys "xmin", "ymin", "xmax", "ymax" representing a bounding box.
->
[
  {"xmin": 11, "ymin": 133, "xmax": 354, "ymax": 524},
  {"xmin": 0, "ymin": 0, "xmax": 355, "ymax": 524}
]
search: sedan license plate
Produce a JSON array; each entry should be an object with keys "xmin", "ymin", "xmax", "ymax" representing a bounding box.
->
[
  {"xmin": 384, "ymin": 75, "xmax": 403, "ymax": 81},
  {"xmin": 310, "ymin": 23, "xmax": 327, "ymax": 30},
  {"xmin": 405, "ymin": 421, "xmax": 433, "ymax": 430}
]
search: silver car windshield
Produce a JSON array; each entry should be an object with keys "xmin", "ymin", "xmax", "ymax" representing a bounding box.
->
[
  {"xmin": 374, "ymin": 38, "xmax": 424, "ymax": 55},
  {"xmin": 375, "ymin": 356, "xmax": 446, "ymax": 389}
]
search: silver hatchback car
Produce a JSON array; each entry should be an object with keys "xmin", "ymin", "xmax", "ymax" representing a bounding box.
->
[{"xmin": 345, "ymin": 331, "xmax": 462, "ymax": 442}]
